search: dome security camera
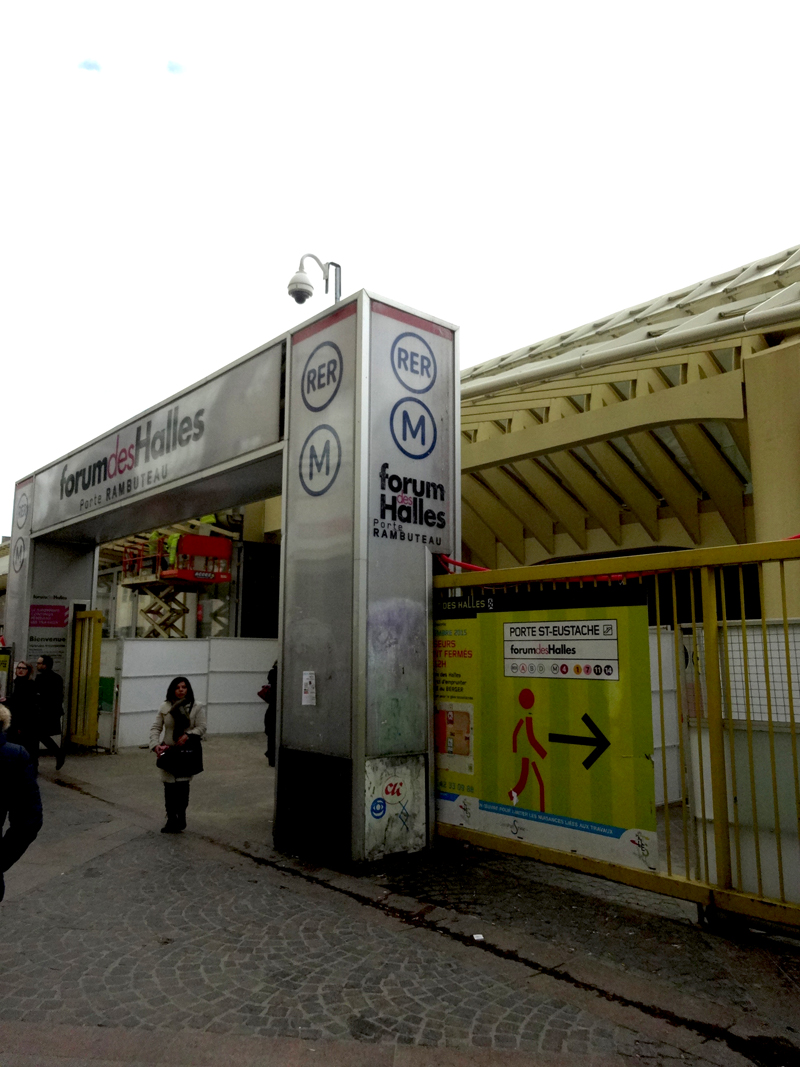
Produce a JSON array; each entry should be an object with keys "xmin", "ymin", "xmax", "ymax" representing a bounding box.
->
[{"xmin": 288, "ymin": 268, "xmax": 314, "ymax": 304}]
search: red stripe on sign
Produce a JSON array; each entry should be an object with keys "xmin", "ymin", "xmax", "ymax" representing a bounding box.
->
[
  {"xmin": 292, "ymin": 301, "xmax": 357, "ymax": 345},
  {"xmin": 372, "ymin": 301, "xmax": 453, "ymax": 340}
]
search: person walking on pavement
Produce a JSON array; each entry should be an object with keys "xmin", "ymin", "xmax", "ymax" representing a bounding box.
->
[
  {"xmin": 150, "ymin": 677, "xmax": 206, "ymax": 834},
  {"xmin": 2, "ymin": 662, "xmax": 39, "ymax": 771},
  {"xmin": 0, "ymin": 706, "xmax": 43, "ymax": 902},
  {"xmin": 33, "ymin": 655, "xmax": 65, "ymax": 770}
]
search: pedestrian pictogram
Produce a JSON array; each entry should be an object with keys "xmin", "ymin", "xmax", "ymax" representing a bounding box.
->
[{"xmin": 509, "ymin": 689, "xmax": 547, "ymax": 810}]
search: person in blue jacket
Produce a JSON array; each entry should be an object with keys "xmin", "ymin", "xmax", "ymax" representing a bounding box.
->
[{"xmin": 0, "ymin": 705, "xmax": 43, "ymax": 902}]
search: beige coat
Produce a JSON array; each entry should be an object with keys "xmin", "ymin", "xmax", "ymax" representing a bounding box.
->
[{"xmin": 149, "ymin": 700, "xmax": 207, "ymax": 782}]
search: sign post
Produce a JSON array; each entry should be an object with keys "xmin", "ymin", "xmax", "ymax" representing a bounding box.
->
[
  {"xmin": 434, "ymin": 588, "xmax": 657, "ymax": 872},
  {"xmin": 276, "ymin": 292, "xmax": 458, "ymax": 863}
]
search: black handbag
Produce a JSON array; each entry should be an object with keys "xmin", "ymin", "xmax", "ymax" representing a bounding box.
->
[{"xmin": 156, "ymin": 735, "xmax": 204, "ymax": 777}]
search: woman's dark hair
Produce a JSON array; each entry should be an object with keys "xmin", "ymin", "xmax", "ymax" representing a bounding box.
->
[
  {"xmin": 165, "ymin": 676, "xmax": 195, "ymax": 741},
  {"xmin": 166, "ymin": 676, "xmax": 195, "ymax": 704}
]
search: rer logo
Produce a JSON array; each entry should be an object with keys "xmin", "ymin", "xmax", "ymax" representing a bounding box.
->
[
  {"xmin": 390, "ymin": 397, "xmax": 437, "ymax": 460},
  {"xmin": 16, "ymin": 493, "xmax": 29, "ymax": 529},
  {"xmin": 390, "ymin": 332, "xmax": 437, "ymax": 393},
  {"xmin": 298, "ymin": 424, "xmax": 342, "ymax": 497},
  {"xmin": 301, "ymin": 341, "xmax": 343, "ymax": 412}
]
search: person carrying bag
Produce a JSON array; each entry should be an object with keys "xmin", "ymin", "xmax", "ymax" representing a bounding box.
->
[{"xmin": 149, "ymin": 677, "xmax": 206, "ymax": 834}]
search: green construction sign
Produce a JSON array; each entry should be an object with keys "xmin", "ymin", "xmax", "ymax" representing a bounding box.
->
[{"xmin": 434, "ymin": 588, "xmax": 657, "ymax": 871}]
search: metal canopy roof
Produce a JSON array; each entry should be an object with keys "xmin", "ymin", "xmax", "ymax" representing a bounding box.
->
[
  {"xmin": 457, "ymin": 245, "xmax": 800, "ymax": 567},
  {"xmin": 462, "ymin": 245, "xmax": 800, "ymax": 392}
]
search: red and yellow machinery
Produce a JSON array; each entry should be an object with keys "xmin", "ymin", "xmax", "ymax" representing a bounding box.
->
[{"xmin": 121, "ymin": 534, "xmax": 234, "ymax": 637}]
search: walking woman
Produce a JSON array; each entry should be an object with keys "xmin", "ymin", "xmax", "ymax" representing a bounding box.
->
[
  {"xmin": 149, "ymin": 677, "xmax": 206, "ymax": 834},
  {"xmin": 2, "ymin": 663, "xmax": 38, "ymax": 770}
]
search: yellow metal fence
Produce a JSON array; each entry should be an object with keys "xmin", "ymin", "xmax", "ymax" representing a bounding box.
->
[
  {"xmin": 433, "ymin": 539, "xmax": 800, "ymax": 929},
  {"xmin": 69, "ymin": 610, "xmax": 103, "ymax": 748}
]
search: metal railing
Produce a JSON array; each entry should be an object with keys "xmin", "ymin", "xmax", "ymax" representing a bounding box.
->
[{"xmin": 433, "ymin": 539, "xmax": 800, "ymax": 929}]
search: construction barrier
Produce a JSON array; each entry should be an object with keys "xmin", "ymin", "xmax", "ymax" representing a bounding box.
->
[{"xmin": 433, "ymin": 539, "xmax": 800, "ymax": 929}]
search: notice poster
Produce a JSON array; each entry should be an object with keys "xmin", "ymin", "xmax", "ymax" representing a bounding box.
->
[
  {"xmin": 0, "ymin": 649, "xmax": 13, "ymax": 702},
  {"xmin": 434, "ymin": 589, "xmax": 657, "ymax": 872},
  {"xmin": 28, "ymin": 598, "xmax": 70, "ymax": 678}
]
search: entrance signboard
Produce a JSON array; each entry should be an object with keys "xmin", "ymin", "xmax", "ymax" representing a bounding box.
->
[
  {"xmin": 32, "ymin": 344, "xmax": 282, "ymax": 534},
  {"xmin": 434, "ymin": 590, "xmax": 657, "ymax": 871}
]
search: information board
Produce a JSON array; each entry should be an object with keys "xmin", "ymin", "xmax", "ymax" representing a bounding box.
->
[{"xmin": 434, "ymin": 590, "xmax": 657, "ymax": 871}]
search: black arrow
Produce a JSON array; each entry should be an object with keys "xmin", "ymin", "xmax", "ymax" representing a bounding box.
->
[{"xmin": 548, "ymin": 714, "xmax": 610, "ymax": 770}]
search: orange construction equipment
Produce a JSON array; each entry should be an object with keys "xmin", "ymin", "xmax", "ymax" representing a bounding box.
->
[
  {"xmin": 122, "ymin": 535, "xmax": 232, "ymax": 585},
  {"xmin": 161, "ymin": 534, "xmax": 232, "ymax": 584}
]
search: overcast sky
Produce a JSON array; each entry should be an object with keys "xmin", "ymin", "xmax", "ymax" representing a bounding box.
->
[{"xmin": 2, "ymin": 1, "xmax": 797, "ymax": 536}]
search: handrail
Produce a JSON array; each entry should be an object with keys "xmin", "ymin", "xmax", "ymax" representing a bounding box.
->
[{"xmin": 433, "ymin": 537, "xmax": 800, "ymax": 589}]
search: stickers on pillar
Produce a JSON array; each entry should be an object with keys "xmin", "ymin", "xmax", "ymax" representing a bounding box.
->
[
  {"xmin": 298, "ymin": 425, "xmax": 342, "ymax": 496},
  {"xmin": 301, "ymin": 671, "xmax": 316, "ymax": 705},
  {"xmin": 390, "ymin": 398, "xmax": 437, "ymax": 459},
  {"xmin": 390, "ymin": 333, "xmax": 437, "ymax": 393},
  {"xmin": 377, "ymin": 776, "xmax": 413, "ymax": 832},
  {"xmin": 301, "ymin": 341, "xmax": 343, "ymax": 412}
]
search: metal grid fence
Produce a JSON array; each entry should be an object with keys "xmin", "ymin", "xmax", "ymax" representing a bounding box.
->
[{"xmin": 433, "ymin": 541, "xmax": 800, "ymax": 929}]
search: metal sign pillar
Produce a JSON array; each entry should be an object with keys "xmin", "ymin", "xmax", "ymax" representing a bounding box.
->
[{"xmin": 275, "ymin": 291, "xmax": 458, "ymax": 863}]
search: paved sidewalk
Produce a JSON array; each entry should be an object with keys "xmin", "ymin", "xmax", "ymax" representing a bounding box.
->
[{"xmin": 1, "ymin": 737, "xmax": 798, "ymax": 1066}]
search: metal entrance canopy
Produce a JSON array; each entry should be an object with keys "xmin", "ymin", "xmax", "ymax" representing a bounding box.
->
[{"xmin": 6, "ymin": 290, "xmax": 459, "ymax": 865}]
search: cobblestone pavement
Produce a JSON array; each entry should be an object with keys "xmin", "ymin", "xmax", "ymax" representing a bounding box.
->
[
  {"xmin": 1, "ymin": 740, "xmax": 798, "ymax": 1066},
  {"xmin": 375, "ymin": 841, "xmax": 800, "ymax": 1020}
]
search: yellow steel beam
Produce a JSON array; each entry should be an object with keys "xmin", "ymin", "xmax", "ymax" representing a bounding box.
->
[
  {"xmin": 433, "ymin": 535, "xmax": 800, "ymax": 589},
  {"xmin": 460, "ymin": 499, "xmax": 497, "ymax": 569},
  {"xmin": 462, "ymin": 371, "xmax": 744, "ymax": 473},
  {"xmin": 727, "ymin": 421, "xmax": 751, "ymax": 469},
  {"xmin": 636, "ymin": 369, "xmax": 744, "ymax": 543},
  {"xmin": 513, "ymin": 458, "xmax": 587, "ymax": 549},
  {"xmin": 583, "ymin": 439, "xmax": 660, "ymax": 540},
  {"xmin": 462, "ymin": 475, "xmax": 525, "ymax": 564},
  {"xmin": 479, "ymin": 467, "xmax": 555, "ymax": 554},
  {"xmin": 625, "ymin": 429, "xmax": 701, "ymax": 542},
  {"xmin": 545, "ymin": 398, "xmax": 622, "ymax": 544},
  {"xmin": 547, "ymin": 451, "xmax": 622, "ymax": 545},
  {"xmin": 460, "ymin": 348, "xmax": 745, "ymax": 408},
  {"xmin": 673, "ymin": 424, "xmax": 746, "ymax": 542},
  {"xmin": 636, "ymin": 369, "xmax": 745, "ymax": 543}
]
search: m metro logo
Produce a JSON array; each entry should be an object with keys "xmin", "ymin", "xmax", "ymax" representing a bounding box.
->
[
  {"xmin": 298, "ymin": 425, "xmax": 342, "ymax": 496},
  {"xmin": 390, "ymin": 398, "xmax": 437, "ymax": 460}
]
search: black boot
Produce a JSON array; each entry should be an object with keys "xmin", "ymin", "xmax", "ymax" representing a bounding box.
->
[
  {"xmin": 161, "ymin": 783, "xmax": 181, "ymax": 833},
  {"xmin": 174, "ymin": 782, "xmax": 190, "ymax": 831}
]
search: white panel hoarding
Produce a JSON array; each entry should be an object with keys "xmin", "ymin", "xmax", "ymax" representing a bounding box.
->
[{"xmin": 32, "ymin": 344, "xmax": 282, "ymax": 533}]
